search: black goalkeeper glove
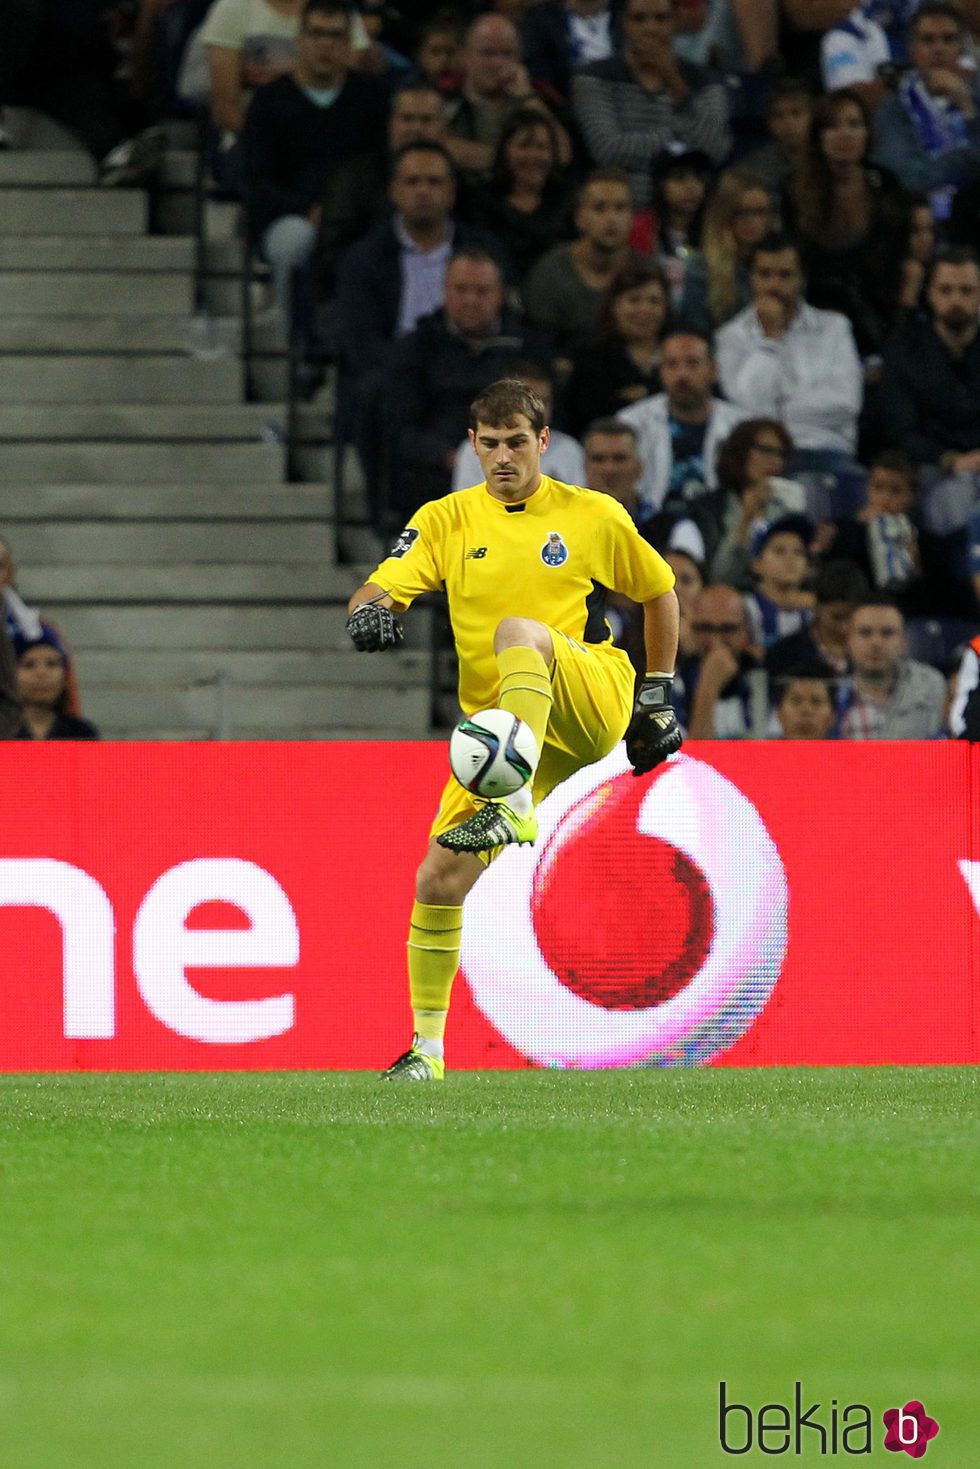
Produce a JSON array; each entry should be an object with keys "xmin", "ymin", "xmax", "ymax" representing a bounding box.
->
[
  {"xmin": 346, "ymin": 601, "xmax": 404, "ymax": 652},
  {"xmin": 625, "ymin": 675, "xmax": 683, "ymax": 775}
]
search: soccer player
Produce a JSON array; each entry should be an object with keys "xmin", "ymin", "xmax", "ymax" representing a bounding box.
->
[{"xmin": 346, "ymin": 378, "xmax": 682, "ymax": 1080}]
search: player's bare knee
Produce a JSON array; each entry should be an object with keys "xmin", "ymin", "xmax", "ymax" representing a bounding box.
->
[
  {"xmin": 493, "ymin": 617, "xmax": 554, "ymax": 663},
  {"xmin": 416, "ymin": 842, "xmax": 482, "ymax": 906}
]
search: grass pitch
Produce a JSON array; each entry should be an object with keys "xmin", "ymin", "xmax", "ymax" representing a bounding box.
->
[{"xmin": 0, "ymin": 1069, "xmax": 975, "ymax": 1468}]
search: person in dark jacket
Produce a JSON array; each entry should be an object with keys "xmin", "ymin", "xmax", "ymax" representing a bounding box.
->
[
  {"xmin": 382, "ymin": 247, "xmax": 547, "ymax": 519},
  {"xmin": 13, "ymin": 628, "xmax": 99, "ymax": 742}
]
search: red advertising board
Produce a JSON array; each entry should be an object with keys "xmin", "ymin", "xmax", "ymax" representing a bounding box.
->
[{"xmin": 0, "ymin": 742, "xmax": 976, "ymax": 1070}]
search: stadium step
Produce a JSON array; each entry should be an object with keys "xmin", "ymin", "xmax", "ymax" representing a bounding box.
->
[
  {"xmin": 0, "ymin": 235, "xmax": 195, "ymax": 271},
  {"xmin": 0, "ymin": 151, "xmax": 97, "ymax": 186},
  {"xmin": 0, "ymin": 188, "xmax": 146, "ymax": 234},
  {"xmin": 44, "ymin": 603, "xmax": 434, "ymax": 653},
  {"xmin": 1, "ymin": 441, "xmax": 284, "ymax": 481},
  {"xmin": 19, "ymin": 562, "xmax": 367, "ymax": 603},
  {"xmin": 0, "ymin": 402, "xmax": 274, "ymax": 439},
  {"xmin": 0, "ymin": 270, "xmax": 191, "ymax": 315},
  {"xmin": 0, "ymin": 314, "xmax": 241, "ymax": 353},
  {"xmin": 0, "ymin": 355, "xmax": 242, "ymax": 405},
  {"xmin": 82, "ymin": 681, "xmax": 432, "ymax": 737},
  {"xmin": 11, "ymin": 520, "xmax": 335, "ymax": 563},
  {"xmin": 1, "ymin": 483, "xmax": 334, "ymax": 520},
  {"xmin": 72, "ymin": 647, "xmax": 428, "ymax": 687}
]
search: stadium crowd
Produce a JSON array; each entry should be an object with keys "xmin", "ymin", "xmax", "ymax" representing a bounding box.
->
[{"xmin": 3, "ymin": 0, "xmax": 980, "ymax": 739}]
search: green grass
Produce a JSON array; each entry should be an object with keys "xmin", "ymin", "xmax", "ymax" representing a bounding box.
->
[{"xmin": 0, "ymin": 1070, "xmax": 975, "ymax": 1467}]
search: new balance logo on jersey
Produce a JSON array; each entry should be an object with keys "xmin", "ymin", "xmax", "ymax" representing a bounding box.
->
[{"xmin": 465, "ymin": 547, "xmax": 489, "ymax": 560}]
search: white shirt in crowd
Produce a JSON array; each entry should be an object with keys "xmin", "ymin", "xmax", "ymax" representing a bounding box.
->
[
  {"xmin": 822, "ymin": 11, "xmax": 891, "ymax": 92},
  {"xmin": 615, "ymin": 392, "xmax": 747, "ymax": 513},
  {"xmin": 715, "ymin": 303, "xmax": 863, "ymax": 455}
]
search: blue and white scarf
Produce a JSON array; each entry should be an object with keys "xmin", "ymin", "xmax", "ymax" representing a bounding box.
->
[{"xmin": 899, "ymin": 70, "xmax": 969, "ymax": 219}]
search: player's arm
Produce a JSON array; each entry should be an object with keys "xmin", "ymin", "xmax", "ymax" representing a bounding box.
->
[
  {"xmin": 346, "ymin": 581, "xmax": 406, "ymax": 653},
  {"xmin": 625, "ymin": 587, "xmax": 683, "ymax": 776}
]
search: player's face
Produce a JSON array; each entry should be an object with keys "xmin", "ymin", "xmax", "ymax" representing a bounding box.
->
[
  {"xmin": 778, "ymin": 680, "xmax": 835, "ymax": 739},
  {"xmin": 17, "ymin": 647, "xmax": 66, "ymax": 708},
  {"xmin": 847, "ymin": 607, "xmax": 905, "ymax": 676},
  {"xmin": 584, "ymin": 433, "xmax": 643, "ymax": 502},
  {"xmin": 576, "ymin": 183, "xmax": 633, "ymax": 252},
  {"xmin": 866, "ymin": 467, "xmax": 915, "ymax": 516},
  {"xmin": 470, "ymin": 413, "xmax": 549, "ymax": 502}
]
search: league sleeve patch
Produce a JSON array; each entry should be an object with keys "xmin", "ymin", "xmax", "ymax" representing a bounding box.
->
[{"xmin": 389, "ymin": 527, "xmax": 419, "ymax": 559}]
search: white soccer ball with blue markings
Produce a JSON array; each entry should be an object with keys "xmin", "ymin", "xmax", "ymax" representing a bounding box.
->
[{"xmin": 449, "ymin": 709, "xmax": 539, "ymax": 799}]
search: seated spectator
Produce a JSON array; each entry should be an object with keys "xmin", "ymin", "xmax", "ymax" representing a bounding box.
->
[
  {"xmin": 581, "ymin": 416, "xmax": 645, "ymax": 509},
  {"xmin": 242, "ymin": 0, "xmax": 388, "ymax": 343},
  {"xmin": 949, "ymin": 630, "xmax": 980, "ymax": 737},
  {"xmin": 520, "ymin": 0, "xmax": 620, "ymax": 101},
  {"xmin": 837, "ymin": 595, "xmax": 947, "ymax": 737},
  {"xmin": 316, "ymin": 80, "xmax": 449, "ymax": 293},
  {"xmin": 616, "ymin": 330, "xmax": 746, "ymax": 521},
  {"xmin": 898, "ymin": 192, "xmax": 937, "ymax": 312},
  {"xmin": 872, "ymin": 2, "xmax": 980, "ymax": 223},
  {"xmin": 817, "ymin": 450, "xmax": 924, "ymax": 601},
  {"xmin": 774, "ymin": 670, "xmax": 838, "ymax": 739},
  {"xmin": 12, "ymin": 629, "xmax": 99, "ymax": 742},
  {"xmin": 1, "ymin": 533, "xmax": 83, "ymax": 717},
  {"xmin": 411, "ymin": 17, "xmax": 462, "ymax": 93},
  {"xmin": 881, "ymin": 246, "xmax": 980, "ymax": 538},
  {"xmin": 741, "ymin": 77, "xmax": 815, "ymax": 195},
  {"xmin": 524, "ymin": 167, "xmax": 643, "ymax": 358},
  {"xmin": 679, "ymin": 168, "xmax": 779, "ymax": 335},
  {"xmin": 676, "ymin": 583, "xmax": 767, "ymax": 738},
  {"xmin": 463, "ymin": 106, "xmax": 575, "ymax": 278},
  {"xmin": 383, "ymin": 248, "xmax": 544, "ymax": 516},
  {"xmin": 765, "ymin": 558, "xmax": 870, "ymax": 683},
  {"xmin": 715, "ymin": 232, "xmax": 864, "ymax": 478},
  {"xmin": 563, "ymin": 258, "xmax": 671, "ymax": 437},
  {"xmin": 665, "ymin": 547, "xmax": 706, "ymax": 658},
  {"xmin": 453, "ymin": 359, "xmax": 584, "ymax": 489},
  {"xmin": 643, "ymin": 145, "xmax": 713, "ymax": 304},
  {"xmin": 571, "ymin": 0, "xmax": 731, "ymax": 210},
  {"xmin": 709, "ymin": 418, "xmax": 808, "ymax": 587},
  {"xmin": 743, "ymin": 515, "xmax": 816, "ymax": 650},
  {"xmin": 821, "ymin": 6, "xmax": 891, "ymax": 110},
  {"xmin": 444, "ymin": 12, "xmax": 572, "ymax": 185},
  {"xmin": 786, "ymin": 88, "xmax": 912, "ymax": 359}
]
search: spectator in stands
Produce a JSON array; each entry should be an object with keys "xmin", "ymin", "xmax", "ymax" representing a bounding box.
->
[
  {"xmin": 677, "ymin": 583, "xmax": 766, "ymax": 738},
  {"xmin": 444, "ymin": 12, "xmax": 572, "ymax": 184},
  {"xmin": 786, "ymin": 89, "xmax": 912, "ymax": 359},
  {"xmin": 242, "ymin": 0, "xmax": 388, "ymax": 344},
  {"xmin": 411, "ymin": 17, "xmax": 462, "ymax": 93},
  {"xmin": 12, "ymin": 629, "xmax": 99, "ymax": 742},
  {"xmin": 710, "ymin": 418, "xmax": 808, "ymax": 587},
  {"xmin": 881, "ymin": 246, "xmax": 980, "ymax": 535},
  {"xmin": 821, "ymin": 5, "xmax": 891, "ymax": 110},
  {"xmin": 645, "ymin": 145, "xmax": 713, "ymax": 304},
  {"xmin": 898, "ymin": 192, "xmax": 937, "ymax": 311},
  {"xmin": 774, "ymin": 671, "xmax": 838, "ymax": 739},
  {"xmin": 316, "ymin": 80, "xmax": 448, "ymax": 292},
  {"xmin": 616, "ymin": 330, "xmax": 746, "ymax": 519},
  {"xmin": 765, "ymin": 558, "xmax": 869, "ymax": 682},
  {"xmin": 524, "ymin": 167, "xmax": 643, "ymax": 358},
  {"xmin": 872, "ymin": 2, "xmax": 980, "ymax": 223},
  {"xmin": 0, "ymin": 620, "xmax": 19, "ymax": 739},
  {"xmin": 563, "ymin": 258, "xmax": 671, "ymax": 437},
  {"xmin": 463, "ymin": 107, "xmax": 575, "ymax": 278},
  {"xmin": 743, "ymin": 515, "xmax": 815, "ymax": 650},
  {"xmin": 715, "ymin": 232, "xmax": 864, "ymax": 477},
  {"xmin": 571, "ymin": 0, "xmax": 731, "ymax": 209},
  {"xmin": 838, "ymin": 596, "xmax": 947, "ymax": 737},
  {"xmin": 741, "ymin": 77, "xmax": 815, "ymax": 194},
  {"xmin": 816, "ymin": 449, "xmax": 924, "ymax": 600},
  {"xmin": 581, "ymin": 416, "xmax": 645, "ymax": 510},
  {"xmin": 665, "ymin": 546, "xmax": 706, "ymax": 658},
  {"xmin": 520, "ymin": 0, "xmax": 620, "ymax": 101},
  {"xmin": 679, "ymin": 169, "xmax": 779, "ymax": 334},
  {"xmin": 337, "ymin": 141, "xmax": 493, "ymax": 379},
  {"xmin": 383, "ymin": 248, "xmax": 543, "ymax": 515},
  {"xmin": 949, "ymin": 630, "xmax": 980, "ymax": 737},
  {"xmin": 452, "ymin": 359, "xmax": 584, "ymax": 489},
  {"xmin": 1, "ymin": 533, "xmax": 85, "ymax": 717}
]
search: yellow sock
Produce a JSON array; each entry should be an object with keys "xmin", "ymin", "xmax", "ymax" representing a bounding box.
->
[
  {"xmin": 496, "ymin": 645, "xmax": 552, "ymax": 760},
  {"xmin": 408, "ymin": 902, "xmax": 463, "ymax": 1046}
]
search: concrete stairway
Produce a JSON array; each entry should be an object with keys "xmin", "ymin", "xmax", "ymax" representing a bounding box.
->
[{"xmin": 0, "ymin": 120, "xmax": 431, "ymax": 740}]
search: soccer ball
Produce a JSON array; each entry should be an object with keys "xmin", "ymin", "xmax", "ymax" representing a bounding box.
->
[{"xmin": 449, "ymin": 709, "xmax": 538, "ymax": 799}]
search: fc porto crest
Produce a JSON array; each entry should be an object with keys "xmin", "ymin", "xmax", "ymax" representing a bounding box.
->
[{"xmin": 541, "ymin": 530, "xmax": 569, "ymax": 567}]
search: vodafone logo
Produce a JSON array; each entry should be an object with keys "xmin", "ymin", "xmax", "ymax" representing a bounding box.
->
[{"xmin": 461, "ymin": 753, "xmax": 788, "ymax": 1068}]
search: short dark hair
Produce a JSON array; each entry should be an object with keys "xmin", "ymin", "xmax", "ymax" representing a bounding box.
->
[
  {"xmin": 748, "ymin": 231, "xmax": 803, "ymax": 272},
  {"xmin": 301, "ymin": 0, "xmax": 350, "ymax": 27},
  {"xmin": 870, "ymin": 448, "xmax": 918, "ymax": 489},
  {"xmin": 851, "ymin": 593, "xmax": 905, "ymax": 620},
  {"xmin": 715, "ymin": 418, "xmax": 794, "ymax": 495},
  {"xmin": 925, "ymin": 243, "xmax": 980, "ymax": 292},
  {"xmin": 583, "ymin": 417, "xmax": 639, "ymax": 446},
  {"xmin": 470, "ymin": 378, "xmax": 547, "ymax": 433},
  {"xmin": 576, "ymin": 166, "xmax": 633, "ymax": 210},
  {"xmin": 909, "ymin": 2, "xmax": 966, "ymax": 40},
  {"xmin": 767, "ymin": 76, "xmax": 816, "ymax": 113},
  {"xmin": 447, "ymin": 243, "xmax": 504, "ymax": 277},
  {"xmin": 812, "ymin": 560, "xmax": 870, "ymax": 606},
  {"xmin": 598, "ymin": 257, "xmax": 671, "ymax": 334},
  {"xmin": 776, "ymin": 670, "xmax": 835, "ymax": 705},
  {"xmin": 390, "ymin": 138, "xmax": 456, "ymax": 178},
  {"xmin": 661, "ymin": 326, "xmax": 715, "ymax": 356}
]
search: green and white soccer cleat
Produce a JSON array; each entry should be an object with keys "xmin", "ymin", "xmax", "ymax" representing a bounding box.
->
[
  {"xmin": 379, "ymin": 1044, "xmax": 446, "ymax": 1082},
  {"xmin": 436, "ymin": 797, "xmax": 538, "ymax": 854}
]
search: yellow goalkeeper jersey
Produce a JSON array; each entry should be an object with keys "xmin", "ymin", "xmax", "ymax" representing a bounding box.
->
[{"xmin": 369, "ymin": 475, "xmax": 675, "ymax": 714}]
